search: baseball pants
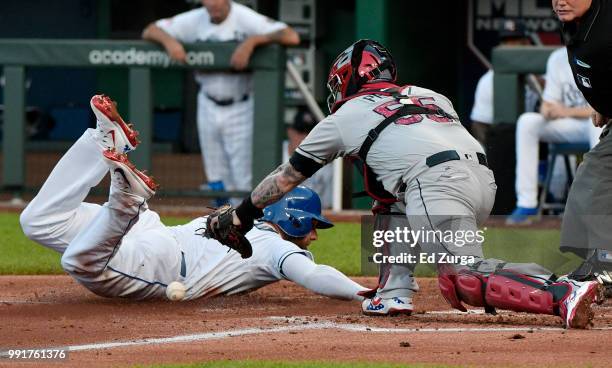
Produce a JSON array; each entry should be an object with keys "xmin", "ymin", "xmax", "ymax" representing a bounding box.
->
[
  {"xmin": 515, "ymin": 112, "xmax": 601, "ymax": 208},
  {"xmin": 197, "ymin": 91, "xmax": 253, "ymax": 195},
  {"xmin": 378, "ymin": 159, "xmax": 554, "ymax": 299},
  {"xmin": 20, "ymin": 130, "xmax": 184, "ymax": 299},
  {"xmin": 561, "ymin": 123, "xmax": 612, "ymax": 255}
]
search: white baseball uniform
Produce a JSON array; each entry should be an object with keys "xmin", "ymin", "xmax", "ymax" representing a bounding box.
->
[
  {"xmin": 291, "ymin": 83, "xmax": 554, "ymax": 298},
  {"xmin": 470, "ymin": 70, "xmax": 539, "ymax": 125},
  {"xmin": 155, "ymin": 2, "xmax": 289, "ymax": 195},
  {"xmin": 19, "ymin": 129, "xmax": 365, "ymax": 301},
  {"xmin": 514, "ymin": 47, "xmax": 601, "ymax": 209}
]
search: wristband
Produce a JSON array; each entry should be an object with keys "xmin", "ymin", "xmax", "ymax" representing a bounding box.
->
[{"xmin": 235, "ymin": 196, "xmax": 264, "ymax": 227}]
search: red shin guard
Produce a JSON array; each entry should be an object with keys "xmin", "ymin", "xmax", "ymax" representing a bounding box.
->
[
  {"xmin": 438, "ymin": 272, "xmax": 468, "ymax": 312},
  {"xmin": 485, "ymin": 272, "xmax": 554, "ymax": 314},
  {"xmin": 438, "ymin": 268, "xmax": 555, "ymax": 315}
]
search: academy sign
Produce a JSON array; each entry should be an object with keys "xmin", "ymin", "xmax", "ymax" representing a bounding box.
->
[{"xmin": 88, "ymin": 48, "xmax": 215, "ymax": 67}]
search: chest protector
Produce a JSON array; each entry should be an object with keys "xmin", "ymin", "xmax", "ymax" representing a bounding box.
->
[{"xmin": 356, "ymin": 88, "xmax": 456, "ymax": 204}]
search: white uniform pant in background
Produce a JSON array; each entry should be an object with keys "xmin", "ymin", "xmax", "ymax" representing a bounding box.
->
[
  {"xmin": 197, "ymin": 90, "xmax": 253, "ymax": 193},
  {"xmin": 20, "ymin": 130, "xmax": 183, "ymax": 299},
  {"xmin": 515, "ymin": 112, "xmax": 601, "ymax": 208}
]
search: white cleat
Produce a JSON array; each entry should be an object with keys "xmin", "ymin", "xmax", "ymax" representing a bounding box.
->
[
  {"xmin": 103, "ymin": 149, "xmax": 158, "ymax": 199},
  {"xmin": 91, "ymin": 94, "xmax": 140, "ymax": 153},
  {"xmin": 557, "ymin": 278, "xmax": 601, "ymax": 329},
  {"xmin": 362, "ymin": 295, "xmax": 413, "ymax": 316}
]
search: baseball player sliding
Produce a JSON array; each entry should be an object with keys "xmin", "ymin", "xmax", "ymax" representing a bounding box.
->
[
  {"xmin": 207, "ymin": 39, "xmax": 603, "ymax": 328},
  {"xmin": 19, "ymin": 95, "xmax": 366, "ymax": 301}
]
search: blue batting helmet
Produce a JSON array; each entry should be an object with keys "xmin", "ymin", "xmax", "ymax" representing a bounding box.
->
[{"xmin": 261, "ymin": 186, "xmax": 333, "ymax": 238}]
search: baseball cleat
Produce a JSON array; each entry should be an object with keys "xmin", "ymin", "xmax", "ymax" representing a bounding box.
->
[
  {"xmin": 556, "ymin": 278, "xmax": 602, "ymax": 329},
  {"xmin": 505, "ymin": 207, "xmax": 538, "ymax": 225},
  {"xmin": 103, "ymin": 149, "xmax": 158, "ymax": 199},
  {"xmin": 567, "ymin": 252, "xmax": 612, "ymax": 303},
  {"xmin": 362, "ymin": 296, "xmax": 413, "ymax": 316},
  {"xmin": 91, "ymin": 94, "xmax": 140, "ymax": 153}
]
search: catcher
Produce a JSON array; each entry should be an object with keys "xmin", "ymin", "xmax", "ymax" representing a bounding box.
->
[
  {"xmin": 19, "ymin": 94, "xmax": 367, "ymax": 301},
  {"xmin": 209, "ymin": 39, "xmax": 603, "ymax": 328}
]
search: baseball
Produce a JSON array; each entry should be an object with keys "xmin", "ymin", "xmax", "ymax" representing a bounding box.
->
[{"xmin": 166, "ymin": 281, "xmax": 186, "ymax": 301}]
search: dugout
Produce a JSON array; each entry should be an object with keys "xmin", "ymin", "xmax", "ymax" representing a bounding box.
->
[
  {"xmin": 488, "ymin": 45, "xmax": 555, "ymax": 214},
  {"xmin": 0, "ymin": 0, "xmax": 554, "ymax": 211}
]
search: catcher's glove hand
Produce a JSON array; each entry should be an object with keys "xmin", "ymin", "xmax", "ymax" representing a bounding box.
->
[{"xmin": 204, "ymin": 205, "xmax": 253, "ymax": 258}]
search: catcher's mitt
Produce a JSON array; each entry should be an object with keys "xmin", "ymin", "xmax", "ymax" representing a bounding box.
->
[{"xmin": 204, "ymin": 205, "xmax": 253, "ymax": 258}]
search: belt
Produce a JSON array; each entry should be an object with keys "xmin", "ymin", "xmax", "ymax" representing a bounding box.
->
[
  {"xmin": 205, "ymin": 93, "xmax": 249, "ymax": 106},
  {"xmin": 426, "ymin": 150, "xmax": 488, "ymax": 168}
]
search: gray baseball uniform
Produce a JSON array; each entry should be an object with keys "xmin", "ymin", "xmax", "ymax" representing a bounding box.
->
[{"xmin": 293, "ymin": 85, "xmax": 554, "ymax": 298}]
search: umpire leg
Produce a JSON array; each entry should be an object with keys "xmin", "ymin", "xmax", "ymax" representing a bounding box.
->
[{"xmin": 561, "ymin": 124, "xmax": 612, "ymax": 286}]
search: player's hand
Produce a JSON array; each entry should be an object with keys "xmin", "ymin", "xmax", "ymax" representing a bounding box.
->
[
  {"xmin": 541, "ymin": 102, "xmax": 566, "ymax": 120},
  {"xmin": 592, "ymin": 111, "xmax": 611, "ymax": 127},
  {"xmin": 165, "ymin": 40, "xmax": 187, "ymax": 63},
  {"xmin": 230, "ymin": 39, "xmax": 256, "ymax": 70},
  {"xmin": 204, "ymin": 205, "xmax": 253, "ymax": 258}
]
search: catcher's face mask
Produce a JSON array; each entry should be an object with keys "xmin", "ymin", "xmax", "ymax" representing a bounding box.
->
[{"xmin": 326, "ymin": 39, "xmax": 397, "ymax": 113}]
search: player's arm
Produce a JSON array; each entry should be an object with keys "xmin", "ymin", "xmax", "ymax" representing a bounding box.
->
[
  {"xmin": 231, "ymin": 27, "xmax": 300, "ymax": 70},
  {"xmin": 280, "ymin": 253, "xmax": 367, "ymax": 301},
  {"xmin": 142, "ymin": 23, "xmax": 187, "ymax": 62},
  {"xmin": 540, "ymin": 100, "xmax": 593, "ymax": 120},
  {"xmin": 233, "ymin": 119, "xmax": 342, "ymax": 229},
  {"xmin": 229, "ymin": 162, "xmax": 306, "ymax": 233}
]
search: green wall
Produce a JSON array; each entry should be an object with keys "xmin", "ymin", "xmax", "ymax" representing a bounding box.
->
[{"xmin": 95, "ymin": 0, "xmax": 184, "ymax": 111}]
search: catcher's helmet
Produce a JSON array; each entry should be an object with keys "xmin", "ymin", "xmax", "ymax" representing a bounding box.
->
[
  {"xmin": 262, "ymin": 186, "xmax": 333, "ymax": 238},
  {"xmin": 327, "ymin": 39, "xmax": 397, "ymax": 113}
]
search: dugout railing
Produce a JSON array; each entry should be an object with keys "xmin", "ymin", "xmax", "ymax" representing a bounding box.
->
[
  {"xmin": 492, "ymin": 45, "xmax": 557, "ymax": 124},
  {"xmin": 0, "ymin": 39, "xmax": 286, "ymax": 198}
]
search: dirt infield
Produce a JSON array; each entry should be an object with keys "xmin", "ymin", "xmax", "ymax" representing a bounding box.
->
[{"xmin": 1, "ymin": 276, "xmax": 611, "ymax": 367}]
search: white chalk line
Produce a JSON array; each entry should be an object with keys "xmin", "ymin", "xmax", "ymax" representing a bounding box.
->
[
  {"xmin": 2, "ymin": 316, "xmax": 611, "ymax": 357},
  {"xmin": 0, "ymin": 300, "xmax": 54, "ymax": 304}
]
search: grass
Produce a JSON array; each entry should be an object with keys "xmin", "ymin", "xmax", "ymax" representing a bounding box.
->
[
  {"xmin": 136, "ymin": 361, "xmax": 452, "ymax": 368},
  {"xmin": 0, "ymin": 213, "xmax": 63, "ymax": 274},
  {"xmin": 0, "ymin": 212, "xmax": 580, "ymax": 276}
]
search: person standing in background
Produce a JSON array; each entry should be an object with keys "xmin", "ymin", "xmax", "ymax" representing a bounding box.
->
[{"xmin": 143, "ymin": 0, "xmax": 299, "ymax": 206}]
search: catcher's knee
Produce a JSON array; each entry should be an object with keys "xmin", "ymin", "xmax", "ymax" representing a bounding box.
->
[{"xmin": 438, "ymin": 267, "xmax": 485, "ymax": 312}]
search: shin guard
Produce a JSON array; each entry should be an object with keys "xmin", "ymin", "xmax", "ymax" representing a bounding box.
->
[
  {"xmin": 438, "ymin": 271, "xmax": 468, "ymax": 312},
  {"xmin": 485, "ymin": 271, "xmax": 553, "ymax": 314},
  {"xmin": 438, "ymin": 267, "xmax": 555, "ymax": 315}
]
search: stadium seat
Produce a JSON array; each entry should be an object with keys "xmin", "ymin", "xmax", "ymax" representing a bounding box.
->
[{"xmin": 538, "ymin": 142, "xmax": 590, "ymax": 215}]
